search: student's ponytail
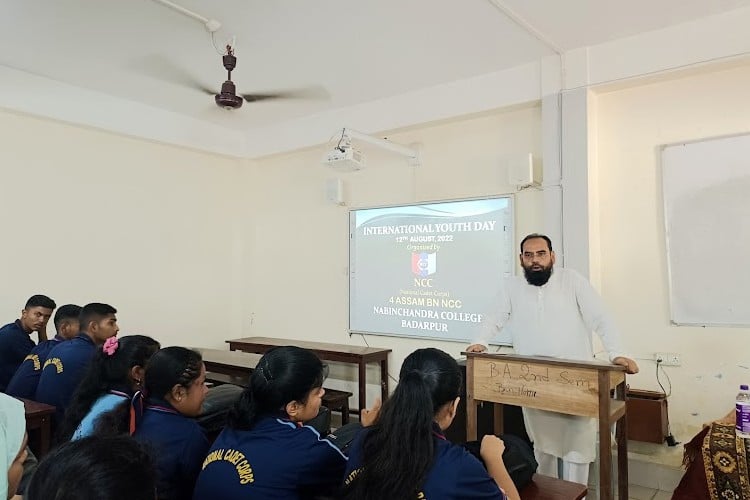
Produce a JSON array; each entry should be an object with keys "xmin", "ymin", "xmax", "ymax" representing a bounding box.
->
[
  {"xmin": 341, "ymin": 348, "xmax": 462, "ymax": 500},
  {"xmin": 227, "ymin": 346, "xmax": 327, "ymax": 431}
]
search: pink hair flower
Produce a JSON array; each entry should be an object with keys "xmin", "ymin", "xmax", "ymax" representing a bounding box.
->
[{"xmin": 103, "ymin": 336, "xmax": 119, "ymax": 356}]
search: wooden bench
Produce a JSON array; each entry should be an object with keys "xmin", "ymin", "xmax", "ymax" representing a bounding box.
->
[
  {"xmin": 20, "ymin": 398, "xmax": 56, "ymax": 459},
  {"xmin": 226, "ymin": 337, "xmax": 390, "ymax": 411},
  {"xmin": 205, "ymin": 371, "xmax": 353, "ymax": 425},
  {"xmin": 320, "ymin": 388, "xmax": 352, "ymax": 425},
  {"xmin": 520, "ymin": 474, "xmax": 587, "ymax": 500},
  {"xmin": 206, "ymin": 371, "xmax": 248, "ymax": 387}
]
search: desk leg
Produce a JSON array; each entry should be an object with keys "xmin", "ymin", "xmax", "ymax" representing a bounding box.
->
[
  {"xmin": 493, "ymin": 403, "xmax": 504, "ymax": 435},
  {"xmin": 598, "ymin": 371, "xmax": 612, "ymax": 500},
  {"xmin": 615, "ymin": 381, "xmax": 628, "ymax": 499},
  {"xmin": 39, "ymin": 416, "xmax": 51, "ymax": 457},
  {"xmin": 466, "ymin": 357, "xmax": 477, "ymax": 441},
  {"xmin": 380, "ymin": 358, "xmax": 389, "ymax": 402},
  {"xmin": 341, "ymin": 401, "xmax": 350, "ymax": 425},
  {"xmin": 358, "ymin": 361, "xmax": 367, "ymax": 412},
  {"xmin": 617, "ymin": 414, "xmax": 628, "ymax": 499}
]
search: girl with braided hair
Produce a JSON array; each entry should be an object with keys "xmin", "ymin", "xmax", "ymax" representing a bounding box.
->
[{"xmin": 133, "ymin": 346, "xmax": 209, "ymax": 500}]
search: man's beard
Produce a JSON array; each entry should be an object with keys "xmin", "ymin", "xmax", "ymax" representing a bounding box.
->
[{"xmin": 523, "ymin": 265, "xmax": 553, "ymax": 286}]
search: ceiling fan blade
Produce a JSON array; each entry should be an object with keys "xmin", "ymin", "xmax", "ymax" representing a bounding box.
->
[
  {"xmin": 241, "ymin": 85, "xmax": 330, "ymax": 103},
  {"xmin": 128, "ymin": 54, "xmax": 216, "ymax": 95}
]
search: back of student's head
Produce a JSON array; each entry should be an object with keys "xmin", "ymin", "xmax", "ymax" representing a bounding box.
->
[
  {"xmin": 144, "ymin": 346, "xmax": 203, "ymax": 399},
  {"xmin": 228, "ymin": 346, "xmax": 327, "ymax": 430},
  {"xmin": 24, "ymin": 294, "xmax": 56, "ymax": 310},
  {"xmin": 54, "ymin": 304, "xmax": 82, "ymax": 337},
  {"xmin": 27, "ymin": 435, "xmax": 156, "ymax": 500},
  {"xmin": 57, "ymin": 335, "xmax": 160, "ymax": 442},
  {"xmin": 79, "ymin": 303, "xmax": 116, "ymax": 332},
  {"xmin": 342, "ymin": 348, "xmax": 461, "ymax": 500}
]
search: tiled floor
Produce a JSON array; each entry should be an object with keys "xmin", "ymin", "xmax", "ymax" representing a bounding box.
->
[
  {"xmin": 624, "ymin": 484, "xmax": 672, "ymax": 500},
  {"xmin": 584, "ymin": 439, "xmax": 682, "ymax": 499},
  {"xmin": 584, "ymin": 484, "xmax": 672, "ymax": 500}
]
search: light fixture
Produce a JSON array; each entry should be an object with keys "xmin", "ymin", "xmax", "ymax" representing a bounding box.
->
[{"xmin": 322, "ymin": 128, "xmax": 421, "ymax": 171}]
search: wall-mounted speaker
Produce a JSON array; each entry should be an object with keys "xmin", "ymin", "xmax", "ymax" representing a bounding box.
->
[
  {"xmin": 508, "ymin": 153, "xmax": 542, "ymax": 189},
  {"xmin": 325, "ymin": 178, "xmax": 345, "ymax": 205}
]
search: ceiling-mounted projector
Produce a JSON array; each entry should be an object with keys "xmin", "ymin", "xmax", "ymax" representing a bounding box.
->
[
  {"xmin": 323, "ymin": 146, "xmax": 365, "ymax": 171},
  {"xmin": 322, "ymin": 128, "xmax": 420, "ymax": 172}
]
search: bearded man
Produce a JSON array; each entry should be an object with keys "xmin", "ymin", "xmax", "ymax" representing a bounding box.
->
[{"xmin": 467, "ymin": 233, "xmax": 638, "ymax": 487}]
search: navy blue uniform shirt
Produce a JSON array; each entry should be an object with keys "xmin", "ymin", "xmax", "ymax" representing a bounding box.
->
[
  {"xmin": 133, "ymin": 399, "xmax": 209, "ymax": 500},
  {"xmin": 5, "ymin": 335, "xmax": 66, "ymax": 399},
  {"xmin": 192, "ymin": 415, "xmax": 348, "ymax": 500},
  {"xmin": 0, "ymin": 320, "xmax": 35, "ymax": 392},
  {"xmin": 344, "ymin": 425, "xmax": 507, "ymax": 500},
  {"xmin": 35, "ymin": 333, "xmax": 97, "ymax": 421}
]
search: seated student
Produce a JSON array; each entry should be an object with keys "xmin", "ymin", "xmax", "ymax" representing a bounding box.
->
[
  {"xmin": 26, "ymin": 435, "xmax": 157, "ymax": 500},
  {"xmin": 1, "ymin": 393, "xmax": 28, "ymax": 500},
  {"xmin": 341, "ymin": 348, "xmax": 521, "ymax": 500},
  {"xmin": 6, "ymin": 304, "xmax": 82, "ymax": 399},
  {"xmin": 0, "ymin": 295, "xmax": 56, "ymax": 392},
  {"xmin": 193, "ymin": 346, "xmax": 351, "ymax": 500},
  {"xmin": 133, "ymin": 347, "xmax": 209, "ymax": 500},
  {"xmin": 35, "ymin": 303, "xmax": 119, "ymax": 423},
  {"xmin": 12, "ymin": 445, "xmax": 37, "ymax": 500},
  {"xmin": 56, "ymin": 335, "xmax": 160, "ymax": 441}
]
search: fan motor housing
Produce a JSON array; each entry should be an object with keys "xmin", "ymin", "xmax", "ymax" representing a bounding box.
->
[{"xmin": 215, "ymin": 93, "xmax": 243, "ymax": 109}]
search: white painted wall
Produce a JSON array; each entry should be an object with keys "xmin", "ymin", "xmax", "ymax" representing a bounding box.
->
[
  {"xmin": 592, "ymin": 63, "xmax": 750, "ymax": 437},
  {"xmin": 0, "ymin": 110, "xmax": 244, "ymax": 348},
  {"xmin": 2, "ymin": 8, "xmax": 748, "ymax": 439},
  {"xmin": 237, "ymin": 106, "xmax": 544, "ymax": 406}
]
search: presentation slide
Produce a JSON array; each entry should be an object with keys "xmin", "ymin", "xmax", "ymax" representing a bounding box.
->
[{"xmin": 349, "ymin": 196, "xmax": 514, "ymax": 344}]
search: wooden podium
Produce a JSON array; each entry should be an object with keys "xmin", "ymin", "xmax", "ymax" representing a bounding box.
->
[{"xmin": 465, "ymin": 353, "xmax": 628, "ymax": 500}]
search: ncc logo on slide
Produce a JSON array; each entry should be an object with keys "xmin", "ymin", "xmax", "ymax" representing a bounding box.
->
[{"xmin": 411, "ymin": 252, "xmax": 437, "ymax": 277}]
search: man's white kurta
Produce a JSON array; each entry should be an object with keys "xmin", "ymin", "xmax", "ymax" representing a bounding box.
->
[{"xmin": 476, "ymin": 267, "xmax": 627, "ymax": 463}]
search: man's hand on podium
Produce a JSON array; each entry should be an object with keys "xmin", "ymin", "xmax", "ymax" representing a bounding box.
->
[
  {"xmin": 465, "ymin": 344, "xmax": 487, "ymax": 353},
  {"xmin": 612, "ymin": 356, "xmax": 639, "ymax": 374}
]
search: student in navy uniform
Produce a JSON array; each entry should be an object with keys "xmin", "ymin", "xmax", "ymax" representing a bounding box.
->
[
  {"xmin": 57, "ymin": 335, "xmax": 160, "ymax": 441},
  {"xmin": 35, "ymin": 303, "xmax": 119, "ymax": 423},
  {"xmin": 0, "ymin": 294, "xmax": 56, "ymax": 392},
  {"xmin": 6, "ymin": 304, "xmax": 82, "ymax": 399},
  {"xmin": 133, "ymin": 347, "xmax": 209, "ymax": 500},
  {"xmin": 26, "ymin": 435, "xmax": 157, "ymax": 500},
  {"xmin": 341, "ymin": 348, "xmax": 521, "ymax": 500},
  {"xmin": 194, "ymin": 346, "xmax": 360, "ymax": 500}
]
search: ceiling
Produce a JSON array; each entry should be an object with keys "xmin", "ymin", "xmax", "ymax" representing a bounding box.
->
[{"xmin": 2, "ymin": 0, "xmax": 749, "ymax": 133}]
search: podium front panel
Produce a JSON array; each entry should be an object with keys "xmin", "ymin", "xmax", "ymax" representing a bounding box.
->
[{"xmin": 471, "ymin": 356, "xmax": 603, "ymax": 418}]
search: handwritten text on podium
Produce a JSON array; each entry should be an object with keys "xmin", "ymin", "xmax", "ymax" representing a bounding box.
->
[{"xmin": 472, "ymin": 357, "xmax": 606, "ymax": 417}]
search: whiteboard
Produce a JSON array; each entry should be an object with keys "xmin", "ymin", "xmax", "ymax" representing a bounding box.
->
[{"xmin": 662, "ymin": 133, "xmax": 750, "ymax": 326}]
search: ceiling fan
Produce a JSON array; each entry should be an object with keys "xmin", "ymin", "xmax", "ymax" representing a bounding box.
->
[
  {"xmin": 208, "ymin": 45, "xmax": 325, "ymax": 110},
  {"xmin": 132, "ymin": 47, "xmax": 328, "ymax": 111}
]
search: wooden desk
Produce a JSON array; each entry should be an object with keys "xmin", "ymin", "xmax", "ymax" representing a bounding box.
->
[
  {"xmin": 198, "ymin": 348, "xmax": 354, "ymax": 423},
  {"xmin": 520, "ymin": 474, "xmax": 587, "ymax": 500},
  {"xmin": 198, "ymin": 348, "xmax": 262, "ymax": 379},
  {"xmin": 226, "ymin": 337, "xmax": 391, "ymax": 410},
  {"xmin": 466, "ymin": 353, "xmax": 628, "ymax": 500},
  {"xmin": 20, "ymin": 398, "xmax": 55, "ymax": 458}
]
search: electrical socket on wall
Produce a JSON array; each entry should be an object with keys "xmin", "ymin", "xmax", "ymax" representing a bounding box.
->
[{"xmin": 654, "ymin": 352, "xmax": 681, "ymax": 366}]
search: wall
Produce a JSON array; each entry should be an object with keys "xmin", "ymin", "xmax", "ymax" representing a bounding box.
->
[
  {"xmin": 0, "ymin": 110, "xmax": 244, "ymax": 348},
  {"xmin": 238, "ymin": 105, "xmax": 544, "ymax": 406},
  {"xmin": 593, "ymin": 63, "xmax": 750, "ymax": 437}
]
